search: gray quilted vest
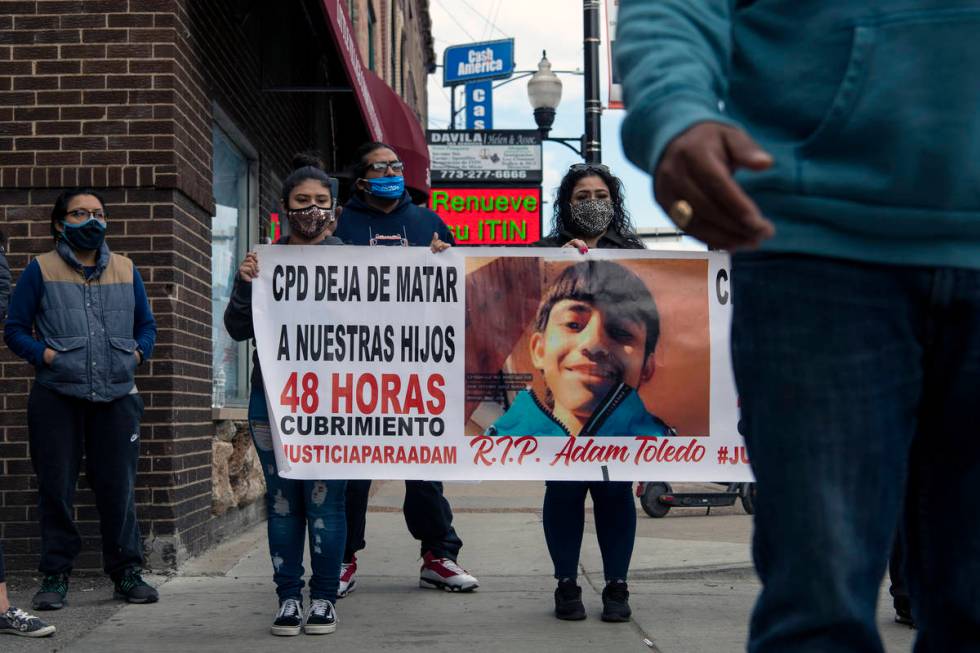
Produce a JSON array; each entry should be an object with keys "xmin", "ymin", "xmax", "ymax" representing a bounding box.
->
[{"xmin": 34, "ymin": 242, "xmax": 137, "ymax": 402}]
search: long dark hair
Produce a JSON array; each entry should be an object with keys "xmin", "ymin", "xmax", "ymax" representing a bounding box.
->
[{"xmin": 551, "ymin": 165, "xmax": 641, "ymax": 246}]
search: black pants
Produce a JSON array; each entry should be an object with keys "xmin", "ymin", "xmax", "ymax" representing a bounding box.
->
[
  {"xmin": 542, "ymin": 481, "xmax": 636, "ymax": 581},
  {"xmin": 0, "ymin": 540, "xmax": 5, "ymax": 583},
  {"xmin": 889, "ymin": 527, "xmax": 910, "ymax": 609},
  {"xmin": 344, "ymin": 480, "xmax": 463, "ymax": 561},
  {"xmin": 28, "ymin": 383, "xmax": 145, "ymax": 577}
]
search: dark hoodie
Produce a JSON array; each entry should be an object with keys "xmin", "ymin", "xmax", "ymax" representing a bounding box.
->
[
  {"xmin": 334, "ymin": 191, "xmax": 455, "ymax": 246},
  {"xmin": 224, "ymin": 235, "xmax": 343, "ymax": 391}
]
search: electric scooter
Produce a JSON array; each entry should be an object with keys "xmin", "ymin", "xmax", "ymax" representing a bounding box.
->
[{"xmin": 635, "ymin": 481, "xmax": 756, "ymax": 518}]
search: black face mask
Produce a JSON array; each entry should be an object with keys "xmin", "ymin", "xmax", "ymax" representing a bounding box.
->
[{"xmin": 61, "ymin": 218, "xmax": 107, "ymax": 251}]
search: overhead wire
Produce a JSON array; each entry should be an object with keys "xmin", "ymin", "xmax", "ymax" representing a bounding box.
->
[
  {"xmin": 456, "ymin": 0, "xmax": 510, "ymax": 40},
  {"xmin": 432, "ymin": 0, "xmax": 478, "ymax": 41}
]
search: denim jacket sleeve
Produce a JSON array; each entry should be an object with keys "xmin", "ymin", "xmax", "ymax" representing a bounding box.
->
[{"xmin": 616, "ymin": 0, "xmax": 740, "ymax": 175}]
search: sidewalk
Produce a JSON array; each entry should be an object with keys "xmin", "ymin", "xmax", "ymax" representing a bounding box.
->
[{"xmin": 4, "ymin": 482, "xmax": 915, "ymax": 652}]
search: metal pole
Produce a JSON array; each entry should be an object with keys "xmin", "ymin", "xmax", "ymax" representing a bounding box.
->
[
  {"xmin": 449, "ymin": 84, "xmax": 457, "ymax": 131},
  {"xmin": 583, "ymin": 0, "xmax": 602, "ymax": 163}
]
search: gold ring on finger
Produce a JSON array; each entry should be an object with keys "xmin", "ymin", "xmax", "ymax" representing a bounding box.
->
[{"xmin": 668, "ymin": 199, "xmax": 694, "ymax": 230}]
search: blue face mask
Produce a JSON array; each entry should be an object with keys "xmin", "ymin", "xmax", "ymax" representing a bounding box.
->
[
  {"xmin": 61, "ymin": 217, "xmax": 107, "ymax": 251},
  {"xmin": 363, "ymin": 175, "xmax": 405, "ymax": 199}
]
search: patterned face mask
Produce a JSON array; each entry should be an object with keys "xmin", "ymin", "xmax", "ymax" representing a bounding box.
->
[
  {"xmin": 568, "ymin": 199, "xmax": 615, "ymax": 237},
  {"xmin": 286, "ymin": 205, "xmax": 334, "ymax": 239}
]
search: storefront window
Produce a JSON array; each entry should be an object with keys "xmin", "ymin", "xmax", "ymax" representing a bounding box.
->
[{"xmin": 211, "ymin": 123, "xmax": 253, "ymax": 407}]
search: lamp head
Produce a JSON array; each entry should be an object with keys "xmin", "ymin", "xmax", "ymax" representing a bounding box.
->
[{"xmin": 527, "ymin": 50, "xmax": 563, "ymax": 111}]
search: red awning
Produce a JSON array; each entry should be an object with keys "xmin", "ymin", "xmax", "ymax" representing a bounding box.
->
[{"xmin": 319, "ymin": 0, "xmax": 430, "ymax": 197}]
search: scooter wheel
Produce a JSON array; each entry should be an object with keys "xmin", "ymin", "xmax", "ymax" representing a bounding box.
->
[{"xmin": 640, "ymin": 482, "xmax": 672, "ymax": 518}]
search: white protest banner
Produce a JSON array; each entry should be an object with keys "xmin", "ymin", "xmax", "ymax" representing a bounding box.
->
[{"xmin": 252, "ymin": 245, "xmax": 751, "ymax": 482}]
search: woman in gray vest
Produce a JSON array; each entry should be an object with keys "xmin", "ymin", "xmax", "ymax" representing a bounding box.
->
[{"xmin": 4, "ymin": 189, "xmax": 158, "ymax": 610}]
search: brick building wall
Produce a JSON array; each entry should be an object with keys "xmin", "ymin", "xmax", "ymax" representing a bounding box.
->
[
  {"xmin": 349, "ymin": 0, "xmax": 434, "ymax": 122},
  {"xmin": 0, "ymin": 0, "xmax": 428, "ymax": 572}
]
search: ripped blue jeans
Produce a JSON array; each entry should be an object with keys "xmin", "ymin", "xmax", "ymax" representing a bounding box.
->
[{"xmin": 249, "ymin": 385, "xmax": 346, "ymax": 602}]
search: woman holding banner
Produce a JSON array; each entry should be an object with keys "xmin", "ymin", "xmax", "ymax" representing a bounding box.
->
[
  {"xmin": 224, "ymin": 154, "xmax": 347, "ymax": 637},
  {"xmin": 531, "ymin": 164, "xmax": 646, "ymax": 623}
]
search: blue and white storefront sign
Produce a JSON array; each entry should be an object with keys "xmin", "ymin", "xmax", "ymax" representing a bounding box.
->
[
  {"xmin": 465, "ymin": 80, "xmax": 493, "ymax": 130},
  {"xmin": 443, "ymin": 39, "xmax": 515, "ymax": 86}
]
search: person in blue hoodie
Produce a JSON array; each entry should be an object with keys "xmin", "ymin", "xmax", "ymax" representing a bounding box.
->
[
  {"xmin": 333, "ymin": 142, "xmax": 478, "ymax": 597},
  {"xmin": 488, "ymin": 258, "xmax": 673, "ymax": 624},
  {"xmin": 616, "ymin": 2, "xmax": 980, "ymax": 650},
  {"xmin": 4, "ymin": 189, "xmax": 157, "ymax": 611}
]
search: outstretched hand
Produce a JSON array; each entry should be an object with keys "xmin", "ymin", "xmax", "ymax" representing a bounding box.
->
[{"xmin": 655, "ymin": 122, "xmax": 775, "ymax": 250}]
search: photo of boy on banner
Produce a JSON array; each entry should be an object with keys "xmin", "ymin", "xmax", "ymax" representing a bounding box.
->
[
  {"xmin": 464, "ymin": 255, "xmax": 710, "ymax": 440},
  {"xmin": 490, "ymin": 259, "xmax": 674, "ymax": 437}
]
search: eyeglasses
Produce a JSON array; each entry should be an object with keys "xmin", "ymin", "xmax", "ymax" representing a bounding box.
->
[
  {"xmin": 568, "ymin": 163, "xmax": 611, "ymax": 174},
  {"xmin": 65, "ymin": 209, "xmax": 106, "ymax": 220},
  {"xmin": 367, "ymin": 160, "xmax": 405, "ymax": 173}
]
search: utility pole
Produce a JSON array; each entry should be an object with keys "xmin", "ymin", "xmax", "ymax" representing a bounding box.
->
[{"xmin": 583, "ymin": 0, "xmax": 602, "ymax": 163}]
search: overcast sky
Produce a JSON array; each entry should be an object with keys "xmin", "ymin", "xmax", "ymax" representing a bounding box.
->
[{"xmin": 425, "ymin": 0, "xmax": 672, "ymax": 232}]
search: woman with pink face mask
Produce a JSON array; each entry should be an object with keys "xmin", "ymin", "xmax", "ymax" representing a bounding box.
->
[{"xmin": 224, "ymin": 154, "xmax": 346, "ymax": 637}]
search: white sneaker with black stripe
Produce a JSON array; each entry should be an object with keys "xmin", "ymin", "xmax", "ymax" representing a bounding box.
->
[
  {"xmin": 304, "ymin": 599, "xmax": 337, "ymax": 635},
  {"xmin": 271, "ymin": 598, "xmax": 303, "ymax": 636},
  {"xmin": 419, "ymin": 551, "xmax": 479, "ymax": 592}
]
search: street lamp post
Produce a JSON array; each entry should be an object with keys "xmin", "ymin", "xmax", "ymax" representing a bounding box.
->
[
  {"xmin": 527, "ymin": 52, "xmax": 587, "ymax": 157},
  {"xmin": 583, "ymin": 0, "xmax": 602, "ymax": 163}
]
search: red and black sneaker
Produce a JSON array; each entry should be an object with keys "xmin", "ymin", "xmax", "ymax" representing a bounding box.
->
[
  {"xmin": 338, "ymin": 556, "xmax": 357, "ymax": 598},
  {"xmin": 419, "ymin": 552, "xmax": 479, "ymax": 592}
]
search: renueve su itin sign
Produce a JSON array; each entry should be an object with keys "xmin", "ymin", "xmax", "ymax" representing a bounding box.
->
[{"xmin": 251, "ymin": 245, "xmax": 751, "ymax": 482}]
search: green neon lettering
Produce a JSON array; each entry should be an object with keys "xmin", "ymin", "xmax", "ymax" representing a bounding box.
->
[{"xmin": 431, "ymin": 191, "xmax": 449, "ymax": 210}]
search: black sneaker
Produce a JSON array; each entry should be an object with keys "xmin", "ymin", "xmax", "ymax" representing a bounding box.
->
[
  {"xmin": 32, "ymin": 573, "xmax": 68, "ymax": 611},
  {"xmin": 304, "ymin": 598, "xmax": 337, "ymax": 635},
  {"xmin": 0, "ymin": 606, "xmax": 56, "ymax": 637},
  {"xmin": 554, "ymin": 579, "xmax": 586, "ymax": 620},
  {"xmin": 113, "ymin": 568, "xmax": 159, "ymax": 604},
  {"xmin": 601, "ymin": 580, "xmax": 632, "ymax": 622},
  {"xmin": 271, "ymin": 598, "xmax": 303, "ymax": 636}
]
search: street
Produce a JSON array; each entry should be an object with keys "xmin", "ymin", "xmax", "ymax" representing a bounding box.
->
[{"xmin": 4, "ymin": 482, "xmax": 915, "ymax": 653}]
